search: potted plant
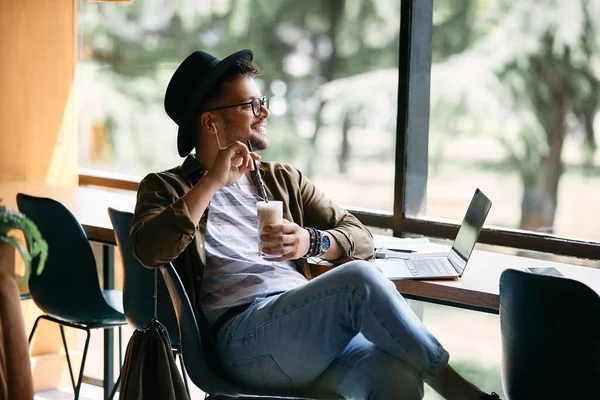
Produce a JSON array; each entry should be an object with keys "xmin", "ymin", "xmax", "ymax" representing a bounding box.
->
[
  {"xmin": 0, "ymin": 199, "xmax": 48, "ymax": 284},
  {"xmin": 0, "ymin": 199, "xmax": 48, "ymax": 399}
]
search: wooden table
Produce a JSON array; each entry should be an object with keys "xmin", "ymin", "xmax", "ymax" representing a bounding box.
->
[
  {"xmin": 314, "ymin": 237, "xmax": 600, "ymax": 314},
  {"xmin": 394, "ymin": 244, "xmax": 599, "ymax": 314},
  {"xmin": 0, "ymin": 180, "xmax": 136, "ymax": 399},
  {"xmin": 0, "ymin": 180, "xmax": 136, "ymax": 244}
]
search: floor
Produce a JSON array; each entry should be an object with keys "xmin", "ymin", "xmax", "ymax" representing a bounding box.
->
[
  {"xmin": 35, "ymin": 384, "xmax": 106, "ymax": 400},
  {"xmin": 32, "ymin": 326, "xmax": 207, "ymax": 400},
  {"xmin": 31, "ymin": 302, "xmax": 506, "ymax": 399},
  {"xmin": 34, "ymin": 377, "xmax": 207, "ymax": 399}
]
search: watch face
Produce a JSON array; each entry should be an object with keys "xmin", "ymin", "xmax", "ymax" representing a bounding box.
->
[{"xmin": 321, "ymin": 234, "xmax": 331, "ymax": 252}]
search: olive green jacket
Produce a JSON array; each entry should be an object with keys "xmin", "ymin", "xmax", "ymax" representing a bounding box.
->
[{"xmin": 130, "ymin": 155, "xmax": 374, "ymax": 316}]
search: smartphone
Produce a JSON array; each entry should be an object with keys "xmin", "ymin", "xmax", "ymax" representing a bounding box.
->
[{"xmin": 526, "ymin": 267, "xmax": 564, "ymax": 278}]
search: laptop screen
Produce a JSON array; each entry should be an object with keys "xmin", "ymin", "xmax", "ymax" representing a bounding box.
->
[{"xmin": 448, "ymin": 189, "xmax": 492, "ymax": 274}]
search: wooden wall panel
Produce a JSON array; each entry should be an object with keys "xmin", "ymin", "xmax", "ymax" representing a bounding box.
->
[
  {"xmin": 0, "ymin": 0, "xmax": 77, "ymax": 185},
  {"xmin": 0, "ymin": 0, "xmax": 79, "ymax": 392}
]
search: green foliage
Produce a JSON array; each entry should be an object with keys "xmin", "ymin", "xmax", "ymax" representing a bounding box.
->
[
  {"xmin": 78, "ymin": 0, "xmax": 600, "ymax": 228},
  {"xmin": 431, "ymin": 1, "xmax": 599, "ymax": 192},
  {"xmin": 78, "ymin": 0, "xmax": 402, "ymax": 176},
  {"xmin": 0, "ymin": 200, "xmax": 48, "ymax": 286}
]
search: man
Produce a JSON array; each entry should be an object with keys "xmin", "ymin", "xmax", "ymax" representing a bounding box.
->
[{"xmin": 130, "ymin": 49, "xmax": 500, "ymax": 400}]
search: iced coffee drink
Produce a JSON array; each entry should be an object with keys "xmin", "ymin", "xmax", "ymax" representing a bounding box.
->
[{"xmin": 257, "ymin": 200, "xmax": 282, "ymax": 258}]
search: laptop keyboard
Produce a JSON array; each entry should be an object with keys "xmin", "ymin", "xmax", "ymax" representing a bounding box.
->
[{"xmin": 405, "ymin": 258, "xmax": 454, "ymax": 277}]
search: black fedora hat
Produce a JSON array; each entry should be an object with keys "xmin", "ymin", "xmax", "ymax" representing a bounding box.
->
[{"xmin": 165, "ymin": 49, "xmax": 253, "ymax": 157}]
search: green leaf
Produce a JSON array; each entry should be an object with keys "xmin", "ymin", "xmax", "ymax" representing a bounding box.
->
[{"xmin": 0, "ymin": 206, "xmax": 48, "ymax": 287}]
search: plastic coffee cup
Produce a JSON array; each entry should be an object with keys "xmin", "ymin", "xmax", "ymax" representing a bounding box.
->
[{"xmin": 257, "ymin": 201, "xmax": 282, "ymax": 258}]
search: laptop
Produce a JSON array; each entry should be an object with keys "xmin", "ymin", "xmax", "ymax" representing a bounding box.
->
[{"xmin": 374, "ymin": 188, "xmax": 492, "ymax": 280}]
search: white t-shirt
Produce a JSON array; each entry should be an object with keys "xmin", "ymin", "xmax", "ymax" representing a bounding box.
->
[{"xmin": 200, "ymin": 174, "xmax": 307, "ymax": 324}]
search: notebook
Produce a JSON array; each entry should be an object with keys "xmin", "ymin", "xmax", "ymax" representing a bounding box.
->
[{"xmin": 374, "ymin": 188, "xmax": 492, "ymax": 280}]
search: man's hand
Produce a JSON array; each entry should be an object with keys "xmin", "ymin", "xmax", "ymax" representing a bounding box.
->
[
  {"xmin": 260, "ymin": 219, "xmax": 310, "ymax": 261},
  {"xmin": 205, "ymin": 141, "xmax": 260, "ymax": 187}
]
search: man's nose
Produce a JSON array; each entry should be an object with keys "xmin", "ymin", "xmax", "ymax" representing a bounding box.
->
[{"xmin": 260, "ymin": 103, "xmax": 270, "ymax": 118}]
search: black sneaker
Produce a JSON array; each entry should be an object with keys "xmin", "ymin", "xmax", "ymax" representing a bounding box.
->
[{"xmin": 480, "ymin": 393, "xmax": 501, "ymax": 400}]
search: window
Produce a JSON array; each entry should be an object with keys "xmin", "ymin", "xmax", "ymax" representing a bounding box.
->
[
  {"xmin": 397, "ymin": 0, "xmax": 600, "ymax": 258},
  {"xmin": 78, "ymin": 0, "xmax": 400, "ymax": 211},
  {"xmin": 78, "ymin": 0, "xmax": 600, "ymax": 258}
]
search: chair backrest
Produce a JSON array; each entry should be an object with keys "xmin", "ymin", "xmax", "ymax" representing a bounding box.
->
[
  {"xmin": 16, "ymin": 193, "xmax": 116, "ymax": 322},
  {"xmin": 160, "ymin": 262, "xmax": 340, "ymax": 399},
  {"xmin": 159, "ymin": 262, "xmax": 242, "ymax": 396},
  {"xmin": 500, "ymin": 268, "xmax": 600, "ymax": 399},
  {"xmin": 107, "ymin": 208, "xmax": 179, "ymax": 346}
]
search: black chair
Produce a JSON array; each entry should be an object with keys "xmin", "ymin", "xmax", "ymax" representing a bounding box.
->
[
  {"xmin": 16, "ymin": 193, "xmax": 126, "ymax": 399},
  {"xmin": 499, "ymin": 268, "xmax": 600, "ymax": 400},
  {"xmin": 107, "ymin": 207, "xmax": 190, "ymax": 397},
  {"xmin": 160, "ymin": 262, "xmax": 341, "ymax": 399}
]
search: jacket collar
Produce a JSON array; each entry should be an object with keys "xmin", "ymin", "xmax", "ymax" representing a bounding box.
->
[{"xmin": 180, "ymin": 155, "xmax": 206, "ymax": 184}]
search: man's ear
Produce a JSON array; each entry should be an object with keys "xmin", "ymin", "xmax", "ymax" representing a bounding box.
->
[{"xmin": 199, "ymin": 112, "xmax": 216, "ymax": 135}]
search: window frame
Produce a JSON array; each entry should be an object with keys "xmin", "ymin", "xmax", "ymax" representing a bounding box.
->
[{"xmin": 78, "ymin": 0, "xmax": 600, "ymax": 261}]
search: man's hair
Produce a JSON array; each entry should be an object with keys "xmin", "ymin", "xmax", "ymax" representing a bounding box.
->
[{"xmin": 202, "ymin": 59, "xmax": 262, "ymax": 109}]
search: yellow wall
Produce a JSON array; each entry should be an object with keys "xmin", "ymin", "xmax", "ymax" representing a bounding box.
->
[
  {"xmin": 0, "ymin": 0, "xmax": 78, "ymax": 185},
  {"xmin": 0, "ymin": 0, "xmax": 79, "ymax": 391}
]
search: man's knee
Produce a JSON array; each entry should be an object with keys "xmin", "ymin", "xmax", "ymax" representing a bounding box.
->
[
  {"xmin": 337, "ymin": 260, "xmax": 384, "ymax": 287},
  {"xmin": 334, "ymin": 260, "xmax": 396, "ymax": 298}
]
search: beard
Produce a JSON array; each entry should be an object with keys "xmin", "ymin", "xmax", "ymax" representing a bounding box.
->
[
  {"xmin": 249, "ymin": 132, "xmax": 269, "ymax": 150},
  {"xmin": 222, "ymin": 115, "xmax": 270, "ymax": 151}
]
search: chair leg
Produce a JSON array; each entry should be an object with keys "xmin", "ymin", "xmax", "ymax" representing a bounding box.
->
[
  {"xmin": 108, "ymin": 372, "xmax": 121, "ymax": 400},
  {"xmin": 178, "ymin": 353, "xmax": 191, "ymax": 399},
  {"xmin": 108, "ymin": 327, "xmax": 123, "ymax": 400},
  {"xmin": 27, "ymin": 316, "xmax": 109, "ymax": 399},
  {"xmin": 27, "ymin": 315, "xmax": 44, "ymax": 345},
  {"xmin": 118, "ymin": 326, "xmax": 123, "ymax": 370},
  {"xmin": 59, "ymin": 325, "xmax": 77, "ymax": 392},
  {"xmin": 29, "ymin": 316, "xmax": 81, "ymax": 396},
  {"xmin": 73, "ymin": 328, "xmax": 91, "ymax": 400}
]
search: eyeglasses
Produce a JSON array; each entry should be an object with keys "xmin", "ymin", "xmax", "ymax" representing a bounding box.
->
[{"xmin": 206, "ymin": 96, "xmax": 269, "ymax": 117}]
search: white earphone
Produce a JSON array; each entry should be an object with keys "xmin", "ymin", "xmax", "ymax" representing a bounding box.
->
[{"xmin": 211, "ymin": 122, "xmax": 224, "ymax": 149}]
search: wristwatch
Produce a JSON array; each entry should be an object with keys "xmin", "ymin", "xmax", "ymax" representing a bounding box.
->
[{"xmin": 319, "ymin": 233, "xmax": 331, "ymax": 256}]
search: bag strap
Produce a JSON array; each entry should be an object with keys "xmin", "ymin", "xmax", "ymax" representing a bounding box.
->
[{"xmin": 153, "ymin": 268, "xmax": 158, "ymax": 320}]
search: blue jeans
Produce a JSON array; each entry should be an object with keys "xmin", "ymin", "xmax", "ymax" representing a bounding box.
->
[{"xmin": 214, "ymin": 261, "xmax": 449, "ymax": 400}]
